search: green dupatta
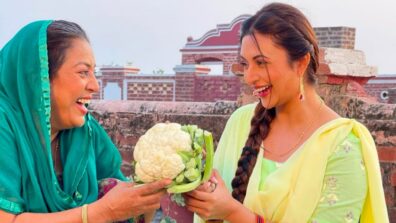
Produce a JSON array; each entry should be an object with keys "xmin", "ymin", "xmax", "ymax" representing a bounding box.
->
[{"xmin": 0, "ymin": 20, "xmax": 125, "ymax": 214}]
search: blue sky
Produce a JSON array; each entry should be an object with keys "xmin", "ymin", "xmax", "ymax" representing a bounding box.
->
[{"xmin": 1, "ymin": 0, "xmax": 395, "ymax": 74}]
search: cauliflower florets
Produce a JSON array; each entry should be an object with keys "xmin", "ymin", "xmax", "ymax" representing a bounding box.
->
[{"xmin": 134, "ymin": 123, "xmax": 192, "ymax": 183}]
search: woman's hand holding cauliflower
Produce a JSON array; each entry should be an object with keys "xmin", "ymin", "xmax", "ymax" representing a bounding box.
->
[{"xmin": 133, "ymin": 122, "xmax": 214, "ymax": 194}]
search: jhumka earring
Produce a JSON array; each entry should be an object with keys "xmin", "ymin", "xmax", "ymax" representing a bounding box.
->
[{"xmin": 299, "ymin": 77, "xmax": 305, "ymax": 101}]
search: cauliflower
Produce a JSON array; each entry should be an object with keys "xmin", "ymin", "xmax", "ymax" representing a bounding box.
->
[
  {"xmin": 134, "ymin": 123, "xmax": 192, "ymax": 182},
  {"xmin": 133, "ymin": 122, "xmax": 214, "ymax": 194}
]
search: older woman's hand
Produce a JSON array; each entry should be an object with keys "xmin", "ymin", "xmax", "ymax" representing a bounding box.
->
[
  {"xmin": 97, "ymin": 179, "xmax": 171, "ymax": 222},
  {"xmin": 184, "ymin": 170, "xmax": 240, "ymax": 221}
]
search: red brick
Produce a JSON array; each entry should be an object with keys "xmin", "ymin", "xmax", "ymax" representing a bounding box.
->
[
  {"xmin": 388, "ymin": 207, "xmax": 396, "ymax": 223},
  {"xmin": 317, "ymin": 63, "xmax": 331, "ymax": 75},
  {"xmin": 326, "ymin": 75, "xmax": 346, "ymax": 84},
  {"xmin": 378, "ymin": 147, "xmax": 396, "ymax": 163},
  {"xmin": 391, "ymin": 172, "xmax": 396, "ymax": 187},
  {"xmin": 119, "ymin": 149, "xmax": 133, "ymax": 163}
]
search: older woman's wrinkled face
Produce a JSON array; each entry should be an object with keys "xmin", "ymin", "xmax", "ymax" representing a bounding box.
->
[
  {"xmin": 239, "ymin": 33, "xmax": 301, "ymax": 109},
  {"xmin": 50, "ymin": 38, "xmax": 98, "ymax": 132}
]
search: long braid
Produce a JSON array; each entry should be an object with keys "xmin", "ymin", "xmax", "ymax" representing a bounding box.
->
[{"xmin": 231, "ymin": 104, "xmax": 275, "ymax": 202}]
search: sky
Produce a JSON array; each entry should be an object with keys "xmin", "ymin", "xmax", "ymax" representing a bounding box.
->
[{"xmin": 1, "ymin": 0, "xmax": 395, "ymax": 75}]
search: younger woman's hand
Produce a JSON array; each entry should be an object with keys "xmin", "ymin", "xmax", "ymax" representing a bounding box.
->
[
  {"xmin": 184, "ymin": 170, "xmax": 240, "ymax": 220},
  {"xmin": 194, "ymin": 174, "xmax": 218, "ymax": 193}
]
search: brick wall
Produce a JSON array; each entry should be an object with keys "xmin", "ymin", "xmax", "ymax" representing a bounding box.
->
[
  {"xmin": 123, "ymin": 75, "xmax": 175, "ymax": 101},
  {"xmin": 314, "ymin": 27, "xmax": 356, "ymax": 49},
  {"xmin": 96, "ymin": 71, "xmax": 241, "ymax": 102},
  {"xmin": 175, "ymin": 73, "xmax": 195, "ymax": 101},
  {"xmin": 126, "ymin": 82, "xmax": 174, "ymax": 101},
  {"xmin": 194, "ymin": 75, "xmax": 241, "ymax": 101},
  {"xmin": 390, "ymin": 88, "xmax": 396, "ymax": 104}
]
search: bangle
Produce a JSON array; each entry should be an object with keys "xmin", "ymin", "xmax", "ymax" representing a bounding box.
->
[
  {"xmin": 256, "ymin": 214, "xmax": 265, "ymax": 223},
  {"xmin": 82, "ymin": 204, "xmax": 88, "ymax": 223}
]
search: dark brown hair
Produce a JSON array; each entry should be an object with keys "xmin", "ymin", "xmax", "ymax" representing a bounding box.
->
[
  {"xmin": 231, "ymin": 3, "xmax": 319, "ymax": 203},
  {"xmin": 47, "ymin": 20, "xmax": 89, "ymax": 79}
]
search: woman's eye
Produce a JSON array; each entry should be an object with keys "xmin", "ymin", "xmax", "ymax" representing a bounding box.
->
[
  {"xmin": 240, "ymin": 62, "xmax": 248, "ymax": 69},
  {"xmin": 79, "ymin": 71, "xmax": 90, "ymax": 77},
  {"xmin": 256, "ymin": 60, "xmax": 267, "ymax": 67}
]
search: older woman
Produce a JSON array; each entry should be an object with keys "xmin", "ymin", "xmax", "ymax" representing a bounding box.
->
[{"xmin": 0, "ymin": 20, "xmax": 170, "ymax": 223}]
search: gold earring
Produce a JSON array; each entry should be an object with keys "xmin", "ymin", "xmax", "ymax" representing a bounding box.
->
[{"xmin": 299, "ymin": 77, "xmax": 305, "ymax": 101}]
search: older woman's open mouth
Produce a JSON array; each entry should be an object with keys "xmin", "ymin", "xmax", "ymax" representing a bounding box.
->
[{"xmin": 75, "ymin": 98, "xmax": 91, "ymax": 114}]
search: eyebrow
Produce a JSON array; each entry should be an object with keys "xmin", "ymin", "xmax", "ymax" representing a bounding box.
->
[
  {"xmin": 74, "ymin": 62, "xmax": 95, "ymax": 68},
  {"xmin": 239, "ymin": 54, "xmax": 268, "ymax": 61},
  {"xmin": 253, "ymin": 54, "xmax": 268, "ymax": 60},
  {"xmin": 239, "ymin": 55, "xmax": 247, "ymax": 61}
]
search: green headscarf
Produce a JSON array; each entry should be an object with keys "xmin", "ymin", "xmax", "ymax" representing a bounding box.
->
[{"xmin": 0, "ymin": 20, "xmax": 125, "ymax": 214}]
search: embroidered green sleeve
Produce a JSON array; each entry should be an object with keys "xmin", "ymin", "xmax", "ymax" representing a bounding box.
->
[{"xmin": 309, "ymin": 133, "xmax": 367, "ymax": 223}]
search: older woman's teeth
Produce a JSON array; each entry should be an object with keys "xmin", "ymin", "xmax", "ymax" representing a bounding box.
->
[{"xmin": 77, "ymin": 98, "xmax": 91, "ymax": 104}]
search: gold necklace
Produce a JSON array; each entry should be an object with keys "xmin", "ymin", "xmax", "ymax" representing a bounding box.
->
[{"xmin": 261, "ymin": 99, "xmax": 324, "ymax": 158}]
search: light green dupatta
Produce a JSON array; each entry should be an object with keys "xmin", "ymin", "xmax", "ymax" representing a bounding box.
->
[
  {"xmin": 195, "ymin": 103, "xmax": 388, "ymax": 223},
  {"xmin": 0, "ymin": 21, "xmax": 125, "ymax": 214}
]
